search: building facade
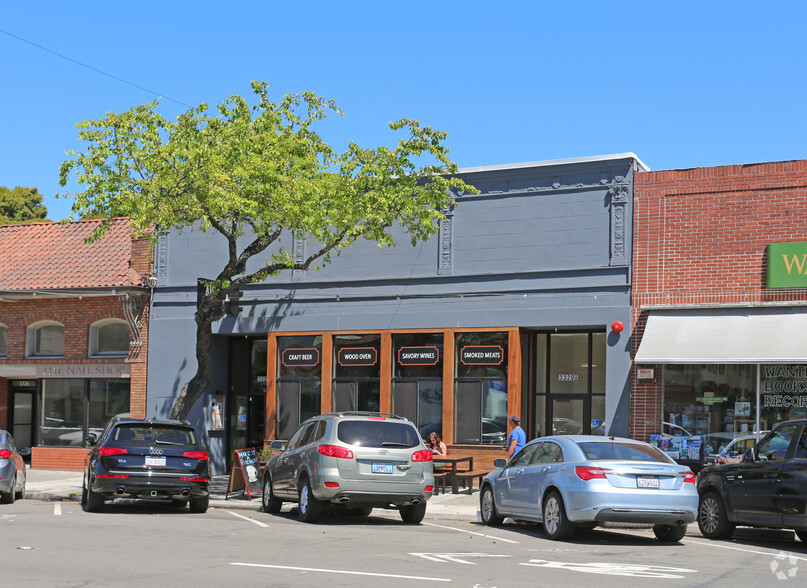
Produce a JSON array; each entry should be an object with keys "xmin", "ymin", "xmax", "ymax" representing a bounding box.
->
[
  {"xmin": 148, "ymin": 154, "xmax": 644, "ymax": 473},
  {"xmin": 0, "ymin": 220, "xmax": 152, "ymax": 470},
  {"xmin": 632, "ymin": 159, "xmax": 807, "ymax": 466}
]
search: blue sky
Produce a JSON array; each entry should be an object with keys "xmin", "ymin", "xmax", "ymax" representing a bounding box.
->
[{"xmin": 2, "ymin": 1, "xmax": 805, "ymax": 221}]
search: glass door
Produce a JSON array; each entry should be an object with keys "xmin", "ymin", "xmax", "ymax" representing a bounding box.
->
[
  {"xmin": 11, "ymin": 384, "xmax": 34, "ymax": 452},
  {"xmin": 547, "ymin": 395, "xmax": 589, "ymax": 435}
]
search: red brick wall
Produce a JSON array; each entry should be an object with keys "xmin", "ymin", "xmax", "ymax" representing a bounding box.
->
[
  {"xmin": 32, "ymin": 447, "xmax": 87, "ymax": 471},
  {"xmin": 631, "ymin": 159, "xmax": 807, "ymax": 441}
]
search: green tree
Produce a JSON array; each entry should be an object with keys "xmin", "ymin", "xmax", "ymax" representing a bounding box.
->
[
  {"xmin": 59, "ymin": 81, "xmax": 476, "ymax": 420},
  {"xmin": 0, "ymin": 186, "xmax": 49, "ymax": 224}
]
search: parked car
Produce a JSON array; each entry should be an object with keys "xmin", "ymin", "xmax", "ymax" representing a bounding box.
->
[
  {"xmin": 697, "ymin": 419, "xmax": 807, "ymax": 542},
  {"xmin": 0, "ymin": 430, "xmax": 27, "ymax": 504},
  {"xmin": 711, "ymin": 432, "xmax": 769, "ymax": 463},
  {"xmin": 479, "ymin": 435, "xmax": 698, "ymax": 541},
  {"xmin": 262, "ymin": 411, "xmax": 435, "ymax": 523},
  {"xmin": 82, "ymin": 416, "xmax": 210, "ymax": 513}
]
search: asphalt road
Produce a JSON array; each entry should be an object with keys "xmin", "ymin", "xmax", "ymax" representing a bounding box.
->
[{"xmin": 3, "ymin": 499, "xmax": 807, "ymax": 587}]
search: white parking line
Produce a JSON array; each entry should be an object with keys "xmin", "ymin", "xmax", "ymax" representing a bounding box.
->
[
  {"xmin": 683, "ymin": 537, "xmax": 807, "ymax": 562},
  {"xmin": 231, "ymin": 562, "xmax": 451, "ymax": 582},
  {"xmin": 422, "ymin": 521, "xmax": 520, "ymax": 544},
  {"xmin": 53, "ymin": 503, "xmax": 61, "ymax": 516},
  {"xmin": 226, "ymin": 510, "xmax": 270, "ymax": 527}
]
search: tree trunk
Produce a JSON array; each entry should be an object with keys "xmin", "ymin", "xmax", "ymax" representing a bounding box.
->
[{"xmin": 169, "ymin": 310, "xmax": 215, "ymax": 420}]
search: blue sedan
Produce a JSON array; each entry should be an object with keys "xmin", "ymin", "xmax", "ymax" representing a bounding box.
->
[{"xmin": 479, "ymin": 435, "xmax": 698, "ymax": 541}]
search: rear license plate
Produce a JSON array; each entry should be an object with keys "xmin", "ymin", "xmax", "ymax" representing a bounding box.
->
[
  {"xmin": 636, "ymin": 475, "xmax": 660, "ymax": 488},
  {"xmin": 145, "ymin": 456, "xmax": 166, "ymax": 467},
  {"xmin": 372, "ymin": 463, "xmax": 393, "ymax": 474}
]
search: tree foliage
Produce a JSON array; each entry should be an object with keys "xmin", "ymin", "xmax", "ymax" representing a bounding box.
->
[
  {"xmin": 0, "ymin": 186, "xmax": 49, "ymax": 224},
  {"xmin": 59, "ymin": 81, "xmax": 477, "ymax": 419}
]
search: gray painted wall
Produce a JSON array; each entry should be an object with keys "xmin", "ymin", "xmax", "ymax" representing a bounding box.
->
[{"xmin": 147, "ymin": 155, "xmax": 639, "ymax": 468}]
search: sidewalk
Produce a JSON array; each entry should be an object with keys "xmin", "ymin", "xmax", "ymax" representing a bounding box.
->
[{"xmin": 22, "ymin": 466, "xmax": 480, "ymax": 521}]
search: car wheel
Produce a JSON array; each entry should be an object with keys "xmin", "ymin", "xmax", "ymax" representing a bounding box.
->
[
  {"xmin": 85, "ymin": 483, "xmax": 104, "ymax": 513},
  {"xmin": 298, "ymin": 477, "xmax": 323, "ymax": 523},
  {"xmin": 189, "ymin": 495, "xmax": 209, "ymax": 513},
  {"xmin": 262, "ymin": 474, "xmax": 283, "ymax": 514},
  {"xmin": 0, "ymin": 473, "xmax": 15, "ymax": 504},
  {"xmin": 542, "ymin": 491, "xmax": 574, "ymax": 540},
  {"xmin": 698, "ymin": 491, "xmax": 735, "ymax": 539},
  {"xmin": 653, "ymin": 523, "xmax": 687, "ymax": 542},
  {"xmin": 480, "ymin": 485, "xmax": 504, "ymax": 526},
  {"xmin": 795, "ymin": 530, "xmax": 807, "ymax": 543},
  {"xmin": 400, "ymin": 502, "xmax": 427, "ymax": 524}
]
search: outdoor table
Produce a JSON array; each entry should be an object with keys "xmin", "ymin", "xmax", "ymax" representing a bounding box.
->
[{"xmin": 432, "ymin": 454, "xmax": 473, "ymax": 494}]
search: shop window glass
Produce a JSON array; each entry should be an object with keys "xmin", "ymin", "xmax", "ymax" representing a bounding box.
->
[
  {"xmin": 392, "ymin": 333, "xmax": 443, "ymax": 439},
  {"xmin": 27, "ymin": 322, "xmax": 64, "ymax": 357},
  {"xmin": 760, "ymin": 365, "xmax": 807, "ymax": 426},
  {"xmin": 333, "ymin": 334, "xmax": 381, "ymax": 412},
  {"xmin": 276, "ymin": 336, "xmax": 322, "ymax": 438},
  {"xmin": 549, "ymin": 333, "xmax": 588, "ymax": 394},
  {"xmin": 0, "ymin": 323, "xmax": 7, "ymax": 357},
  {"xmin": 90, "ymin": 320, "xmax": 129, "ymax": 356}
]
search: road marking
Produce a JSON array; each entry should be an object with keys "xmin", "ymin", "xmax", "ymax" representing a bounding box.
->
[
  {"xmin": 53, "ymin": 503, "xmax": 61, "ymax": 516},
  {"xmin": 683, "ymin": 537, "xmax": 807, "ymax": 562},
  {"xmin": 231, "ymin": 562, "xmax": 451, "ymax": 582},
  {"xmin": 422, "ymin": 521, "xmax": 520, "ymax": 544},
  {"xmin": 411, "ymin": 552, "xmax": 512, "ymax": 565},
  {"xmin": 520, "ymin": 559, "xmax": 697, "ymax": 578},
  {"xmin": 226, "ymin": 511, "xmax": 269, "ymax": 527}
]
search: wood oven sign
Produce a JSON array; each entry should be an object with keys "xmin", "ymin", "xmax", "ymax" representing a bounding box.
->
[
  {"xmin": 398, "ymin": 346, "xmax": 440, "ymax": 366},
  {"xmin": 338, "ymin": 347, "xmax": 378, "ymax": 366},
  {"xmin": 460, "ymin": 345, "xmax": 504, "ymax": 365}
]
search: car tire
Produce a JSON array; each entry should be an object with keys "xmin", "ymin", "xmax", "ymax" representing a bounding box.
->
[
  {"xmin": 653, "ymin": 523, "xmax": 687, "ymax": 542},
  {"xmin": 795, "ymin": 530, "xmax": 807, "ymax": 543},
  {"xmin": 298, "ymin": 477, "xmax": 323, "ymax": 523},
  {"xmin": 189, "ymin": 495, "xmax": 209, "ymax": 513},
  {"xmin": 262, "ymin": 474, "xmax": 283, "ymax": 514},
  {"xmin": 0, "ymin": 473, "xmax": 15, "ymax": 504},
  {"xmin": 480, "ymin": 485, "xmax": 504, "ymax": 526},
  {"xmin": 400, "ymin": 502, "xmax": 427, "ymax": 524},
  {"xmin": 542, "ymin": 491, "xmax": 574, "ymax": 540},
  {"xmin": 698, "ymin": 491, "xmax": 735, "ymax": 539},
  {"xmin": 85, "ymin": 483, "xmax": 104, "ymax": 513},
  {"xmin": 15, "ymin": 472, "xmax": 25, "ymax": 500}
]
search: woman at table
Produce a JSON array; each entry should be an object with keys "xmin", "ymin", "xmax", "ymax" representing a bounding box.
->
[{"xmin": 428, "ymin": 432, "xmax": 447, "ymax": 456}]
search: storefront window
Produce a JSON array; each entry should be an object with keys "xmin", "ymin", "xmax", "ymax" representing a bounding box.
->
[
  {"xmin": 391, "ymin": 333, "xmax": 443, "ymax": 440},
  {"xmin": 277, "ymin": 335, "xmax": 323, "ymax": 439},
  {"xmin": 0, "ymin": 323, "xmax": 7, "ymax": 357},
  {"xmin": 333, "ymin": 334, "xmax": 381, "ymax": 413}
]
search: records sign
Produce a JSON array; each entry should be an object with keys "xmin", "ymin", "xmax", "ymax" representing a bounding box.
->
[
  {"xmin": 281, "ymin": 348, "xmax": 320, "ymax": 367},
  {"xmin": 398, "ymin": 346, "xmax": 440, "ymax": 366},
  {"xmin": 460, "ymin": 345, "xmax": 504, "ymax": 365},
  {"xmin": 338, "ymin": 347, "xmax": 378, "ymax": 366}
]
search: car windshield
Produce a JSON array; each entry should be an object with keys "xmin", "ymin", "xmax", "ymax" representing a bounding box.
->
[
  {"xmin": 578, "ymin": 441, "xmax": 674, "ymax": 463},
  {"xmin": 112, "ymin": 425, "xmax": 197, "ymax": 446},
  {"xmin": 337, "ymin": 420, "xmax": 420, "ymax": 448}
]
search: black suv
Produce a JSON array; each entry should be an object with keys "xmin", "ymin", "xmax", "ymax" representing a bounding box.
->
[
  {"xmin": 697, "ymin": 419, "xmax": 807, "ymax": 542},
  {"xmin": 82, "ymin": 416, "xmax": 210, "ymax": 513}
]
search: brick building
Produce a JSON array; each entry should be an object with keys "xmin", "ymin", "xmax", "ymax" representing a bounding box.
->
[
  {"xmin": 632, "ymin": 159, "xmax": 807, "ymax": 466},
  {"xmin": 0, "ymin": 219, "xmax": 152, "ymax": 470}
]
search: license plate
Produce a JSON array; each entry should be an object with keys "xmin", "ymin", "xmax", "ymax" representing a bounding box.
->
[
  {"xmin": 145, "ymin": 456, "xmax": 166, "ymax": 467},
  {"xmin": 372, "ymin": 463, "xmax": 393, "ymax": 474},
  {"xmin": 636, "ymin": 475, "xmax": 660, "ymax": 488}
]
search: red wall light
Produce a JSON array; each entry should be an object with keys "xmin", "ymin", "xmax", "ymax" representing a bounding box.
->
[{"xmin": 611, "ymin": 320, "xmax": 624, "ymax": 333}]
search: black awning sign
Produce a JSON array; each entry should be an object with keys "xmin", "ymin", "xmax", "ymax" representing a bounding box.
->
[
  {"xmin": 338, "ymin": 347, "xmax": 378, "ymax": 366},
  {"xmin": 281, "ymin": 348, "xmax": 320, "ymax": 367},
  {"xmin": 460, "ymin": 345, "xmax": 504, "ymax": 365},
  {"xmin": 398, "ymin": 346, "xmax": 440, "ymax": 366}
]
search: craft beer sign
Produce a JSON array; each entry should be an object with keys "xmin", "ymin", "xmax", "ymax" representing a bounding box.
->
[
  {"xmin": 767, "ymin": 241, "xmax": 807, "ymax": 288},
  {"xmin": 460, "ymin": 345, "xmax": 504, "ymax": 365},
  {"xmin": 338, "ymin": 347, "xmax": 378, "ymax": 366},
  {"xmin": 398, "ymin": 346, "xmax": 440, "ymax": 366},
  {"xmin": 281, "ymin": 348, "xmax": 320, "ymax": 367}
]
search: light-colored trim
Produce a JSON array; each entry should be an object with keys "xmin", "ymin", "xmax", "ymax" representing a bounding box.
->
[{"xmin": 458, "ymin": 153, "xmax": 650, "ymax": 174}]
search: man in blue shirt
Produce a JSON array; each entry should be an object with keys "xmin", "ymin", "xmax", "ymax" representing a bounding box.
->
[{"xmin": 506, "ymin": 415, "xmax": 526, "ymax": 459}]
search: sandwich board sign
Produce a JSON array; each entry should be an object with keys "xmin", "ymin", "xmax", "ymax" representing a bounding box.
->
[{"xmin": 225, "ymin": 448, "xmax": 262, "ymax": 500}]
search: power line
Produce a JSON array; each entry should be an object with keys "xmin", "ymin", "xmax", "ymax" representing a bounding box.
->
[{"xmin": 0, "ymin": 27, "xmax": 192, "ymax": 108}]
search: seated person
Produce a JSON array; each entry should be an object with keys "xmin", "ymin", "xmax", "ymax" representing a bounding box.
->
[{"xmin": 428, "ymin": 432, "xmax": 447, "ymax": 457}]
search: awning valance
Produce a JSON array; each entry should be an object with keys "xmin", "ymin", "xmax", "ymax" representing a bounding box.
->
[{"xmin": 634, "ymin": 307, "xmax": 807, "ymax": 364}]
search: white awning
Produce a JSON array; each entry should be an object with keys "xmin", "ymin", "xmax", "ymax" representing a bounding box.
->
[{"xmin": 634, "ymin": 307, "xmax": 807, "ymax": 364}]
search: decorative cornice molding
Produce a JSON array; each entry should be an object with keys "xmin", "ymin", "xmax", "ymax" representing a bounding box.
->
[{"xmin": 608, "ymin": 184, "xmax": 629, "ymax": 265}]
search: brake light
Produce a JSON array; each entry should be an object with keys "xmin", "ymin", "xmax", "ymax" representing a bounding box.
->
[
  {"xmin": 575, "ymin": 466, "xmax": 611, "ymax": 480},
  {"xmin": 180, "ymin": 476, "xmax": 210, "ymax": 482},
  {"xmin": 182, "ymin": 451, "xmax": 209, "ymax": 461},
  {"xmin": 411, "ymin": 450, "xmax": 433, "ymax": 462},
  {"xmin": 425, "ymin": 485, "xmax": 434, "ymax": 492},
  {"xmin": 0, "ymin": 449, "xmax": 11, "ymax": 459},
  {"xmin": 682, "ymin": 471, "xmax": 697, "ymax": 484},
  {"xmin": 318, "ymin": 444, "xmax": 354, "ymax": 459},
  {"xmin": 97, "ymin": 474, "xmax": 129, "ymax": 479},
  {"xmin": 323, "ymin": 481, "xmax": 339, "ymax": 488},
  {"xmin": 99, "ymin": 447, "xmax": 129, "ymax": 457}
]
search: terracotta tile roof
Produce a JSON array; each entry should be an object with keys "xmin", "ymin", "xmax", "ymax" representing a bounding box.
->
[{"xmin": 0, "ymin": 219, "xmax": 142, "ymax": 291}]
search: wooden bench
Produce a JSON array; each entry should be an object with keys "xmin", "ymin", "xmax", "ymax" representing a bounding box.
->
[
  {"xmin": 454, "ymin": 470, "xmax": 490, "ymax": 494},
  {"xmin": 432, "ymin": 471, "xmax": 448, "ymax": 495}
]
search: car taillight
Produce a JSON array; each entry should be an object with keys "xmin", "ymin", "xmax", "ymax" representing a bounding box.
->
[
  {"xmin": 97, "ymin": 474, "xmax": 129, "ymax": 479},
  {"xmin": 682, "ymin": 471, "xmax": 697, "ymax": 484},
  {"xmin": 99, "ymin": 447, "xmax": 129, "ymax": 457},
  {"xmin": 0, "ymin": 449, "xmax": 11, "ymax": 459},
  {"xmin": 180, "ymin": 476, "xmax": 210, "ymax": 482},
  {"xmin": 424, "ymin": 485, "xmax": 434, "ymax": 492},
  {"xmin": 411, "ymin": 450, "xmax": 433, "ymax": 462},
  {"xmin": 323, "ymin": 481, "xmax": 339, "ymax": 488},
  {"xmin": 182, "ymin": 451, "xmax": 209, "ymax": 461},
  {"xmin": 575, "ymin": 466, "xmax": 611, "ymax": 480},
  {"xmin": 318, "ymin": 444, "xmax": 354, "ymax": 459}
]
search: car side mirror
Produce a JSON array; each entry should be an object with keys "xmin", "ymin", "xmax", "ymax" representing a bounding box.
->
[
  {"xmin": 742, "ymin": 448, "xmax": 755, "ymax": 462},
  {"xmin": 86, "ymin": 433, "xmax": 98, "ymax": 446},
  {"xmin": 269, "ymin": 439, "xmax": 285, "ymax": 451},
  {"xmin": 493, "ymin": 458, "xmax": 507, "ymax": 468}
]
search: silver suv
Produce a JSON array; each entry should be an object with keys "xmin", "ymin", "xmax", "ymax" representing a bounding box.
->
[{"xmin": 261, "ymin": 412, "xmax": 435, "ymax": 523}]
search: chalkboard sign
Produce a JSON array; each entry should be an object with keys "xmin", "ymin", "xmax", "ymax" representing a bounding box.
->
[{"xmin": 225, "ymin": 448, "xmax": 263, "ymax": 500}]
